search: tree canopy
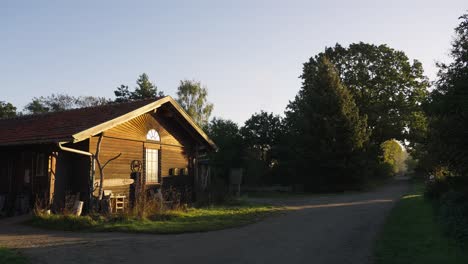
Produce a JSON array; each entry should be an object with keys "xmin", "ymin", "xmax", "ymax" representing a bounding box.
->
[
  {"xmin": 24, "ymin": 94, "xmax": 110, "ymax": 114},
  {"xmin": 425, "ymin": 13, "xmax": 468, "ymax": 176},
  {"xmin": 380, "ymin": 140, "xmax": 407, "ymax": 174},
  {"xmin": 241, "ymin": 111, "xmax": 283, "ymax": 163},
  {"xmin": 284, "ymin": 57, "xmax": 369, "ymax": 190},
  {"xmin": 206, "ymin": 118, "xmax": 243, "ymax": 181},
  {"xmin": 176, "ymin": 80, "xmax": 213, "ymax": 128},
  {"xmin": 305, "ymin": 42, "xmax": 429, "ymax": 146},
  {"xmin": 0, "ymin": 101, "xmax": 17, "ymax": 118},
  {"xmin": 114, "ymin": 73, "xmax": 164, "ymax": 102}
]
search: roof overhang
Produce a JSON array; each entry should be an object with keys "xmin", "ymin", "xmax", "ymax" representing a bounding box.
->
[{"xmin": 71, "ymin": 96, "xmax": 217, "ymax": 150}]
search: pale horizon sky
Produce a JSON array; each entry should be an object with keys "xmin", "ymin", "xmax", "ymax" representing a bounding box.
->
[{"xmin": 1, "ymin": 1, "xmax": 466, "ymax": 124}]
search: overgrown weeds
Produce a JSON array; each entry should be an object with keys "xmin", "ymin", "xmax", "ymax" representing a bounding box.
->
[{"xmin": 29, "ymin": 202, "xmax": 280, "ymax": 234}]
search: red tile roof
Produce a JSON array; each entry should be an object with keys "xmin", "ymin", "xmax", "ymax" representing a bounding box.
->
[{"xmin": 0, "ymin": 98, "xmax": 161, "ymax": 146}]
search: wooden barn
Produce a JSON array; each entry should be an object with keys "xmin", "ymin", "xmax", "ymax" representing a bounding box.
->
[{"xmin": 0, "ymin": 96, "xmax": 216, "ymax": 215}]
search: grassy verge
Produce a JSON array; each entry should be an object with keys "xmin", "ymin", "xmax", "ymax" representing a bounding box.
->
[
  {"xmin": 0, "ymin": 248, "xmax": 28, "ymax": 264},
  {"xmin": 246, "ymin": 192, "xmax": 312, "ymax": 199},
  {"xmin": 28, "ymin": 204, "xmax": 280, "ymax": 234},
  {"xmin": 374, "ymin": 182, "xmax": 468, "ymax": 264}
]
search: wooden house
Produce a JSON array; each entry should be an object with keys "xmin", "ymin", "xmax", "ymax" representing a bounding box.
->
[{"xmin": 0, "ymin": 96, "xmax": 216, "ymax": 214}]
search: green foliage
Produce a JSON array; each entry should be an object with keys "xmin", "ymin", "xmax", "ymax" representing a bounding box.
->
[
  {"xmin": 24, "ymin": 99, "xmax": 49, "ymax": 114},
  {"xmin": 176, "ymin": 80, "xmax": 213, "ymax": 128},
  {"xmin": 241, "ymin": 111, "xmax": 284, "ymax": 185},
  {"xmin": 425, "ymin": 174, "xmax": 468, "ymax": 244},
  {"xmin": 114, "ymin": 73, "xmax": 164, "ymax": 102},
  {"xmin": 380, "ymin": 139, "xmax": 407, "ymax": 174},
  {"xmin": 206, "ymin": 118, "xmax": 243, "ymax": 181},
  {"xmin": 114, "ymin": 85, "xmax": 132, "ymax": 102},
  {"xmin": 404, "ymin": 154, "xmax": 418, "ymax": 174},
  {"xmin": 24, "ymin": 94, "xmax": 110, "ymax": 114},
  {"xmin": 424, "ymin": 13, "xmax": 468, "ymax": 177},
  {"xmin": 307, "ymin": 42, "xmax": 429, "ymax": 145},
  {"xmin": 0, "ymin": 101, "xmax": 17, "ymax": 118},
  {"xmin": 241, "ymin": 111, "xmax": 283, "ymax": 163},
  {"xmin": 132, "ymin": 73, "xmax": 164, "ymax": 100},
  {"xmin": 284, "ymin": 56, "xmax": 370, "ymax": 190},
  {"xmin": 374, "ymin": 182, "xmax": 468, "ymax": 264}
]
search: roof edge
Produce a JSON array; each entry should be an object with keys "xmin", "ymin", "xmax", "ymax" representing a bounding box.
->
[{"xmin": 72, "ymin": 96, "xmax": 217, "ymax": 150}]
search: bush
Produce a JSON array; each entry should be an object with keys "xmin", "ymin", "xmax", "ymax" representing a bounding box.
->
[
  {"xmin": 437, "ymin": 190, "xmax": 468, "ymax": 243},
  {"xmin": 425, "ymin": 176, "xmax": 468, "ymax": 200},
  {"xmin": 425, "ymin": 179, "xmax": 451, "ymax": 200},
  {"xmin": 425, "ymin": 176, "xmax": 468, "ymax": 244}
]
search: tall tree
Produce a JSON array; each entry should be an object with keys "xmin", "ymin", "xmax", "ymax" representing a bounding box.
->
[
  {"xmin": 24, "ymin": 99, "xmax": 49, "ymax": 114},
  {"xmin": 206, "ymin": 118, "xmax": 243, "ymax": 181},
  {"xmin": 114, "ymin": 73, "xmax": 164, "ymax": 102},
  {"xmin": 380, "ymin": 139, "xmax": 406, "ymax": 174},
  {"xmin": 132, "ymin": 73, "xmax": 163, "ymax": 100},
  {"xmin": 240, "ymin": 111, "xmax": 284, "ymax": 185},
  {"xmin": 426, "ymin": 13, "xmax": 468, "ymax": 176},
  {"xmin": 114, "ymin": 85, "xmax": 132, "ymax": 103},
  {"xmin": 285, "ymin": 57, "xmax": 369, "ymax": 190},
  {"xmin": 176, "ymin": 80, "xmax": 214, "ymax": 128},
  {"xmin": 306, "ymin": 42, "xmax": 429, "ymax": 146},
  {"xmin": 0, "ymin": 101, "xmax": 17, "ymax": 118},
  {"xmin": 241, "ymin": 111, "xmax": 283, "ymax": 163}
]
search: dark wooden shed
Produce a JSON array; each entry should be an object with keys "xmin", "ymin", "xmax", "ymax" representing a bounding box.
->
[{"xmin": 0, "ymin": 96, "xmax": 216, "ymax": 215}]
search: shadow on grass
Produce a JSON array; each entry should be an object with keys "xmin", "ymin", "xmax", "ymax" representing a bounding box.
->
[
  {"xmin": 0, "ymin": 248, "xmax": 28, "ymax": 264},
  {"xmin": 374, "ymin": 182, "xmax": 468, "ymax": 264}
]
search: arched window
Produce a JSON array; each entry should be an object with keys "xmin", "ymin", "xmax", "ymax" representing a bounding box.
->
[{"xmin": 146, "ymin": 129, "xmax": 160, "ymax": 141}]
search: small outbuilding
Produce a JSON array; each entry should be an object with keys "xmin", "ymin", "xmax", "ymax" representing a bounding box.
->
[{"xmin": 0, "ymin": 96, "xmax": 216, "ymax": 215}]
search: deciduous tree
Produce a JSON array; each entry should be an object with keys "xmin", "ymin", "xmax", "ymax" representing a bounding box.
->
[
  {"xmin": 24, "ymin": 94, "xmax": 110, "ymax": 114},
  {"xmin": 306, "ymin": 42, "xmax": 429, "ymax": 146},
  {"xmin": 206, "ymin": 118, "xmax": 243, "ymax": 181},
  {"xmin": 176, "ymin": 80, "xmax": 213, "ymax": 128},
  {"xmin": 240, "ymin": 111, "xmax": 284, "ymax": 185},
  {"xmin": 380, "ymin": 139, "xmax": 406, "ymax": 174},
  {"xmin": 0, "ymin": 101, "xmax": 17, "ymax": 118}
]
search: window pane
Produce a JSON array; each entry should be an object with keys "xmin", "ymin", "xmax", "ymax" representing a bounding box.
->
[{"xmin": 145, "ymin": 148, "xmax": 158, "ymax": 183}]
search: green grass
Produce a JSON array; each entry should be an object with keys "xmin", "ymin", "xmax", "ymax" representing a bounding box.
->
[
  {"xmin": 0, "ymin": 248, "xmax": 28, "ymax": 264},
  {"xmin": 246, "ymin": 191, "xmax": 312, "ymax": 199},
  {"xmin": 29, "ymin": 204, "xmax": 280, "ymax": 234},
  {"xmin": 374, "ymin": 182, "xmax": 468, "ymax": 264}
]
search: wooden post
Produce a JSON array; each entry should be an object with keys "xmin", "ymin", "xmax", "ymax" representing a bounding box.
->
[
  {"xmin": 194, "ymin": 145, "xmax": 199, "ymax": 201},
  {"xmin": 47, "ymin": 152, "xmax": 57, "ymax": 207},
  {"xmin": 88, "ymin": 155, "xmax": 96, "ymax": 211}
]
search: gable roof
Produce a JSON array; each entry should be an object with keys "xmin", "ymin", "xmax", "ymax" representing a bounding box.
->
[{"xmin": 0, "ymin": 96, "xmax": 216, "ymax": 149}]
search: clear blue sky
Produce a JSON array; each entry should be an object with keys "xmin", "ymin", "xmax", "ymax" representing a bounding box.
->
[{"xmin": 1, "ymin": 1, "xmax": 466, "ymax": 124}]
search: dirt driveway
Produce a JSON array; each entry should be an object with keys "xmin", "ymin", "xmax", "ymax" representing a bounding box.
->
[{"xmin": 0, "ymin": 180, "xmax": 408, "ymax": 264}]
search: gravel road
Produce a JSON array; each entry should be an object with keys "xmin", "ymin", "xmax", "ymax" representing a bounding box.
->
[{"xmin": 0, "ymin": 179, "xmax": 408, "ymax": 264}]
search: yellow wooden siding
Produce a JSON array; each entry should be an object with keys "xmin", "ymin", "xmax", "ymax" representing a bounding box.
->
[
  {"xmin": 88, "ymin": 112, "xmax": 192, "ymax": 196},
  {"xmin": 104, "ymin": 113, "xmax": 183, "ymax": 147}
]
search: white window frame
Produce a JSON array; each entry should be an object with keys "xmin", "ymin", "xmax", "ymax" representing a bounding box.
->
[
  {"xmin": 146, "ymin": 129, "xmax": 160, "ymax": 141},
  {"xmin": 145, "ymin": 148, "xmax": 159, "ymax": 184}
]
